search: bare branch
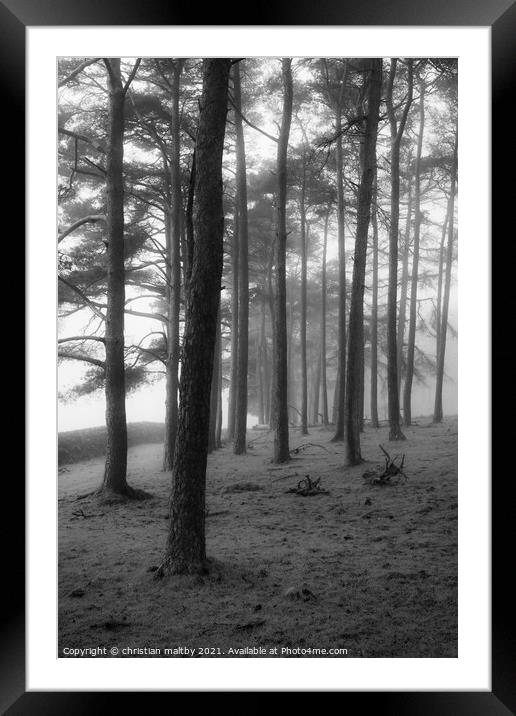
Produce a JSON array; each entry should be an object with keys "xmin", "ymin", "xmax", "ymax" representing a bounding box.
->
[
  {"xmin": 58, "ymin": 336, "xmax": 105, "ymax": 345},
  {"xmin": 58, "ymin": 58, "xmax": 101, "ymax": 88},
  {"xmin": 123, "ymin": 59, "xmax": 142, "ymax": 95},
  {"xmin": 58, "ymin": 350, "xmax": 105, "ymax": 369},
  {"xmin": 58, "ymin": 214, "xmax": 106, "ymax": 243}
]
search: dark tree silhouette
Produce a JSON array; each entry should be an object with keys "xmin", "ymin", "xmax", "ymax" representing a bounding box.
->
[
  {"xmin": 101, "ymin": 58, "xmax": 141, "ymax": 496},
  {"xmin": 233, "ymin": 61, "xmax": 250, "ymax": 455},
  {"xmin": 385, "ymin": 58, "xmax": 413, "ymax": 441},
  {"xmin": 158, "ymin": 59, "xmax": 231, "ymax": 575},
  {"xmin": 345, "ymin": 59, "xmax": 382, "ymax": 465},
  {"xmin": 272, "ymin": 58, "xmax": 293, "ymax": 463},
  {"xmin": 163, "ymin": 59, "xmax": 184, "ymax": 471}
]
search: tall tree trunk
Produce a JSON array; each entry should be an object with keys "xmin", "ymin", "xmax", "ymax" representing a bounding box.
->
[
  {"xmin": 299, "ymin": 174, "xmax": 309, "ymax": 434},
  {"xmin": 403, "ymin": 79, "xmax": 425, "ymax": 427},
  {"xmin": 287, "ymin": 300, "xmax": 295, "ymax": 424},
  {"xmin": 345, "ymin": 59, "xmax": 382, "ymax": 465},
  {"xmin": 435, "ymin": 193, "xmax": 452, "ymax": 365},
  {"xmin": 208, "ymin": 311, "xmax": 221, "ymax": 453},
  {"xmin": 272, "ymin": 58, "xmax": 293, "ymax": 463},
  {"xmin": 216, "ymin": 333, "xmax": 223, "ymax": 448},
  {"xmin": 332, "ymin": 64, "xmax": 348, "ymax": 440},
  {"xmin": 159, "ymin": 59, "xmax": 231, "ymax": 576},
  {"xmin": 257, "ymin": 326, "xmax": 265, "ymax": 425},
  {"xmin": 163, "ymin": 60, "xmax": 184, "ymax": 470},
  {"xmin": 359, "ymin": 335, "xmax": 365, "ymax": 432},
  {"xmin": 261, "ymin": 296, "xmax": 271, "ymax": 424},
  {"xmin": 386, "ymin": 58, "xmax": 413, "ymax": 441},
  {"xmin": 267, "ymin": 252, "xmax": 277, "ymax": 429},
  {"xmin": 434, "ymin": 134, "xmax": 457, "ymax": 423},
  {"xmin": 397, "ymin": 176, "xmax": 413, "ymax": 399},
  {"xmin": 312, "ymin": 344, "xmax": 322, "ymax": 425},
  {"xmin": 321, "ymin": 210, "xmax": 329, "ymax": 425},
  {"xmin": 370, "ymin": 176, "xmax": 380, "ymax": 429},
  {"xmin": 102, "ymin": 59, "xmax": 129, "ymax": 495},
  {"xmin": 233, "ymin": 62, "xmax": 249, "ymax": 455},
  {"xmin": 227, "ymin": 200, "xmax": 239, "ymax": 441}
]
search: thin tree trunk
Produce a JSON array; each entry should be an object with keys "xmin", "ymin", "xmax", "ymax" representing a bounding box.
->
[
  {"xmin": 435, "ymin": 194, "xmax": 452, "ymax": 365},
  {"xmin": 312, "ymin": 344, "xmax": 322, "ymax": 425},
  {"xmin": 403, "ymin": 79, "xmax": 425, "ymax": 427},
  {"xmin": 261, "ymin": 296, "xmax": 271, "ymax": 424},
  {"xmin": 267, "ymin": 253, "xmax": 277, "ymax": 429},
  {"xmin": 159, "ymin": 59, "xmax": 231, "ymax": 576},
  {"xmin": 257, "ymin": 326, "xmax": 265, "ymax": 425},
  {"xmin": 332, "ymin": 65, "xmax": 348, "ymax": 440},
  {"xmin": 386, "ymin": 58, "xmax": 413, "ymax": 441},
  {"xmin": 102, "ymin": 58, "xmax": 129, "ymax": 495},
  {"xmin": 233, "ymin": 62, "xmax": 249, "ymax": 455},
  {"xmin": 227, "ymin": 200, "xmax": 239, "ymax": 441},
  {"xmin": 345, "ymin": 59, "xmax": 382, "ymax": 465},
  {"xmin": 434, "ymin": 134, "xmax": 457, "ymax": 423},
  {"xmin": 397, "ymin": 176, "xmax": 413, "ymax": 399},
  {"xmin": 321, "ymin": 210, "xmax": 329, "ymax": 425},
  {"xmin": 287, "ymin": 300, "xmax": 295, "ymax": 425},
  {"xmin": 370, "ymin": 177, "xmax": 380, "ymax": 429},
  {"xmin": 163, "ymin": 60, "xmax": 184, "ymax": 470},
  {"xmin": 216, "ymin": 334, "xmax": 223, "ymax": 447},
  {"xmin": 299, "ymin": 174, "xmax": 308, "ymax": 434},
  {"xmin": 272, "ymin": 58, "xmax": 293, "ymax": 463},
  {"xmin": 208, "ymin": 311, "xmax": 221, "ymax": 453},
  {"xmin": 359, "ymin": 335, "xmax": 365, "ymax": 432}
]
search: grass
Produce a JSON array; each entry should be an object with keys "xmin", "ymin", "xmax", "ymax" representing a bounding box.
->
[{"xmin": 58, "ymin": 422, "xmax": 165, "ymax": 466}]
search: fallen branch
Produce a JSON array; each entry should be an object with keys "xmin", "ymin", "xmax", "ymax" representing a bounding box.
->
[
  {"xmin": 286, "ymin": 475, "xmax": 329, "ymax": 497},
  {"xmin": 290, "ymin": 442, "xmax": 331, "ymax": 455},
  {"xmin": 363, "ymin": 445, "xmax": 408, "ymax": 485}
]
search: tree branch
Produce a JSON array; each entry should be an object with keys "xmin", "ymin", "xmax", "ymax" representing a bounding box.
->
[
  {"xmin": 58, "ymin": 350, "xmax": 105, "ymax": 368},
  {"xmin": 123, "ymin": 58, "xmax": 142, "ymax": 95},
  {"xmin": 58, "ymin": 58, "xmax": 101, "ymax": 87},
  {"xmin": 58, "ymin": 275, "xmax": 106, "ymax": 321},
  {"xmin": 58, "ymin": 214, "xmax": 106, "ymax": 243}
]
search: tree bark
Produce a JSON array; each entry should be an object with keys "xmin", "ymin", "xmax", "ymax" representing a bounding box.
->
[
  {"xmin": 386, "ymin": 58, "xmax": 413, "ymax": 441},
  {"xmin": 208, "ymin": 311, "xmax": 221, "ymax": 453},
  {"xmin": 345, "ymin": 59, "xmax": 382, "ymax": 465},
  {"xmin": 332, "ymin": 64, "xmax": 349, "ymax": 440},
  {"xmin": 233, "ymin": 62, "xmax": 249, "ymax": 455},
  {"xmin": 403, "ymin": 79, "xmax": 425, "ymax": 427},
  {"xmin": 216, "ymin": 338, "xmax": 223, "ymax": 448},
  {"xmin": 299, "ymin": 170, "xmax": 309, "ymax": 434},
  {"xmin": 257, "ymin": 324, "xmax": 265, "ymax": 425},
  {"xmin": 160, "ymin": 59, "xmax": 231, "ymax": 575},
  {"xmin": 227, "ymin": 199, "xmax": 239, "ymax": 441},
  {"xmin": 435, "ymin": 192, "xmax": 453, "ymax": 367},
  {"xmin": 397, "ymin": 176, "xmax": 413, "ymax": 399},
  {"xmin": 321, "ymin": 210, "xmax": 329, "ymax": 426},
  {"xmin": 370, "ymin": 176, "xmax": 380, "ymax": 429},
  {"xmin": 433, "ymin": 133, "xmax": 457, "ymax": 423},
  {"xmin": 312, "ymin": 342, "xmax": 322, "ymax": 425},
  {"xmin": 101, "ymin": 59, "xmax": 129, "ymax": 494},
  {"xmin": 272, "ymin": 58, "xmax": 293, "ymax": 463},
  {"xmin": 163, "ymin": 60, "xmax": 184, "ymax": 470},
  {"xmin": 261, "ymin": 296, "xmax": 271, "ymax": 424}
]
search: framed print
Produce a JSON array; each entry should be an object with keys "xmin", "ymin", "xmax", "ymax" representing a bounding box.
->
[{"xmin": 3, "ymin": 0, "xmax": 514, "ymax": 711}]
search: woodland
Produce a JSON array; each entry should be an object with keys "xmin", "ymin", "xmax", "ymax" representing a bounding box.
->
[{"xmin": 58, "ymin": 57, "xmax": 458, "ymax": 657}]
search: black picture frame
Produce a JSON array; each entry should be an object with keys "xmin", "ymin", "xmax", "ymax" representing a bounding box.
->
[{"xmin": 5, "ymin": 0, "xmax": 514, "ymax": 711}]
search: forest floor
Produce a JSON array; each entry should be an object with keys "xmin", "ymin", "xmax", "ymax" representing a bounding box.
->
[{"xmin": 58, "ymin": 417, "xmax": 457, "ymax": 658}]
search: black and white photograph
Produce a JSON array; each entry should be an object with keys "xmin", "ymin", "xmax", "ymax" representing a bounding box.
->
[{"xmin": 56, "ymin": 55, "xmax": 459, "ymax": 660}]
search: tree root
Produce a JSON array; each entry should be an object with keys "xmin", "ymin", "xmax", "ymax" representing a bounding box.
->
[{"xmin": 153, "ymin": 555, "xmax": 209, "ymax": 580}]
